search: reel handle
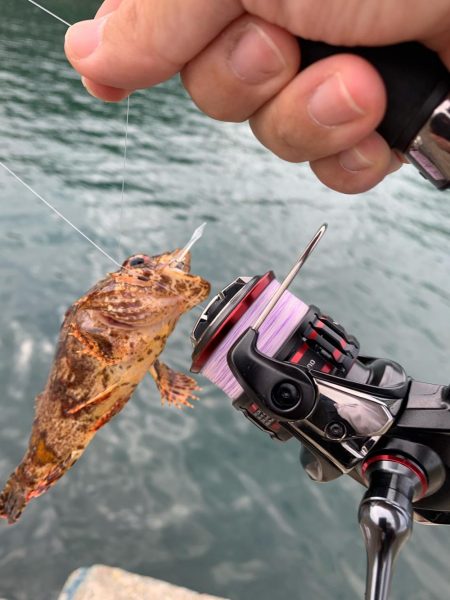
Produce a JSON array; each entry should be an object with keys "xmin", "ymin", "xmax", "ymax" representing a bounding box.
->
[
  {"xmin": 359, "ymin": 457, "xmax": 421, "ymax": 600},
  {"xmin": 359, "ymin": 495, "xmax": 412, "ymax": 600},
  {"xmin": 357, "ymin": 447, "xmax": 446, "ymax": 600},
  {"xmin": 299, "ymin": 39, "xmax": 450, "ymax": 189}
]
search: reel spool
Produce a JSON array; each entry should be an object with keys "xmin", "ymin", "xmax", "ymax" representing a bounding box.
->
[{"xmin": 192, "ymin": 270, "xmax": 361, "ymax": 440}]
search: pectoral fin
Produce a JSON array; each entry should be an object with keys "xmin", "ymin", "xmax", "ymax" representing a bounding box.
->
[
  {"xmin": 68, "ymin": 322, "xmax": 119, "ymax": 364},
  {"xmin": 65, "ymin": 382, "xmax": 121, "ymax": 415},
  {"xmin": 149, "ymin": 360, "xmax": 199, "ymax": 408}
]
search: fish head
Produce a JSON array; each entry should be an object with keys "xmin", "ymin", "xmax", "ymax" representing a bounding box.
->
[
  {"xmin": 81, "ymin": 251, "xmax": 209, "ymax": 332},
  {"xmin": 119, "ymin": 249, "xmax": 210, "ymax": 315}
]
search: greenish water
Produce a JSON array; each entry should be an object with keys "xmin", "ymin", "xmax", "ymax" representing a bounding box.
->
[{"xmin": 1, "ymin": 2, "xmax": 450, "ymax": 599}]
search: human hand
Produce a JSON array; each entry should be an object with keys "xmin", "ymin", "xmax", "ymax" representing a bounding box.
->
[{"xmin": 64, "ymin": 1, "xmax": 450, "ymax": 194}]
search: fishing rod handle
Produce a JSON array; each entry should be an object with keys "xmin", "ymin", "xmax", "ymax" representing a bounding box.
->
[{"xmin": 299, "ymin": 40, "xmax": 450, "ymax": 190}]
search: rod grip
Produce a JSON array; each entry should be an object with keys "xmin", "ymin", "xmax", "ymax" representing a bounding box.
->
[{"xmin": 299, "ymin": 40, "xmax": 450, "ymax": 152}]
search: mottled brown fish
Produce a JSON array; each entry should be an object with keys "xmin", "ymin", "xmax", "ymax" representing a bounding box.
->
[{"xmin": 0, "ymin": 250, "xmax": 210, "ymax": 524}]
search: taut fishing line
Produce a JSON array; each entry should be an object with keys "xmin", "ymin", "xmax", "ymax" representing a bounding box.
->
[
  {"xmin": 0, "ymin": 161, "xmax": 123, "ymax": 269},
  {"xmin": 3, "ymin": 0, "xmax": 207, "ymax": 312},
  {"xmin": 118, "ymin": 95, "xmax": 131, "ymax": 257},
  {"xmin": 19, "ymin": 0, "xmax": 127, "ymax": 270},
  {"xmin": 25, "ymin": 0, "xmax": 71, "ymax": 27},
  {"xmin": 0, "ymin": 158, "xmax": 206, "ymax": 311}
]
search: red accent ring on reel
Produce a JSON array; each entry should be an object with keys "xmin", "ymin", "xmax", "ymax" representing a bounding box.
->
[
  {"xmin": 362, "ymin": 454, "xmax": 428, "ymax": 498},
  {"xmin": 191, "ymin": 272, "xmax": 274, "ymax": 372}
]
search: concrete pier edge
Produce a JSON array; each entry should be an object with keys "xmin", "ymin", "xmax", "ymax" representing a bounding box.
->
[{"xmin": 58, "ymin": 565, "xmax": 229, "ymax": 600}]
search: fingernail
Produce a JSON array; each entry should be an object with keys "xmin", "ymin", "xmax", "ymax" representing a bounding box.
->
[
  {"xmin": 339, "ymin": 146, "xmax": 374, "ymax": 172},
  {"xmin": 81, "ymin": 76, "xmax": 131, "ymax": 103},
  {"xmin": 308, "ymin": 73, "xmax": 365, "ymax": 127},
  {"xmin": 65, "ymin": 15, "xmax": 109, "ymax": 60},
  {"xmin": 229, "ymin": 23, "xmax": 286, "ymax": 84},
  {"xmin": 81, "ymin": 76, "xmax": 97, "ymax": 97}
]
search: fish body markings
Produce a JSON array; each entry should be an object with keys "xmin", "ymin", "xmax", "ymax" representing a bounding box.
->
[{"xmin": 0, "ymin": 250, "xmax": 210, "ymax": 523}]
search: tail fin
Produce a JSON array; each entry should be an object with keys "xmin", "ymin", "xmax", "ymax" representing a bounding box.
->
[{"xmin": 0, "ymin": 475, "xmax": 27, "ymax": 525}]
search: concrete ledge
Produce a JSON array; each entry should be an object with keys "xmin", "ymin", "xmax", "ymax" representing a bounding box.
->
[{"xmin": 58, "ymin": 565, "xmax": 228, "ymax": 600}]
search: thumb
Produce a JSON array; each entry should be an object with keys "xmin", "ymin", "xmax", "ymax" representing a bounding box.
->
[
  {"xmin": 65, "ymin": 0, "xmax": 243, "ymax": 90},
  {"xmin": 95, "ymin": 0, "xmax": 125, "ymax": 19}
]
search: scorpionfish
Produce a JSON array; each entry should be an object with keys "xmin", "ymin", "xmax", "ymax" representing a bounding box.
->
[{"xmin": 0, "ymin": 250, "xmax": 210, "ymax": 523}]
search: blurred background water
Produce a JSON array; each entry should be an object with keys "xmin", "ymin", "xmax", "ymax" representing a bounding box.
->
[{"xmin": 1, "ymin": 2, "xmax": 450, "ymax": 599}]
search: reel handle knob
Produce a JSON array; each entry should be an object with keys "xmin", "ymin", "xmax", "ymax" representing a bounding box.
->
[
  {"xmin": 299, "ymin": 39, "xmax": 450, "ymax": 189},
  {"xmin": 358, "ymin": 455, "xmax": 426, "ymax": 600},
  {"xmin": 359, "ymin": 496, "xmax": 412, "ymax": 600}
]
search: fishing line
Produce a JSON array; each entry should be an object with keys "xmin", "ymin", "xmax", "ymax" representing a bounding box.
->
[
  {"xmin": 0, "ymin": 161, "xmax": 123, "ymax": 269},
  {"xmin": 24, "ymin": 0, "xmax": 131, "ymax": 257},
  {"xmin": 118, "ymin": 95, "xmax": 131, "ymax": 256},
  {"xmin": 18, "ymin": 0, "xmax": 129, "ymax": 270},
  {"xmin": 25, "ymin": 0, "xmax": 71, "ymax": 27},
  {"xmin": 15, "ymin": 0, "xmax": 208, "ymax": 314},
  {"xmin": 23, "ymin": 0, "xmax": 132, "ymax": 264},
  {"xmin": 0, "ymin": 162, "xmax": 206, "ymax": 305},
  {"xmin": 18, "ymin": 7, "xmax": 121, "ymax": 262}
]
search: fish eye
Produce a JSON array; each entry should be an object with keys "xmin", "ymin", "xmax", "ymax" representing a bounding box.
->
[{"xmin": 129, "ymin": 257, "xmax": 146, "ymax": 267}]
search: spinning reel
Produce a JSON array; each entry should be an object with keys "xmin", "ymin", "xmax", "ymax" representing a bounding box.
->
[{"xmin": 190, "ymin": 225, "xmax": 450, "ymax": 600}]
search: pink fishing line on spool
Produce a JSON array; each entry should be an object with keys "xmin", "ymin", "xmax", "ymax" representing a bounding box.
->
[{"xmin": 201, "ymin": 280, "xmax": 309, "ymax": 399}]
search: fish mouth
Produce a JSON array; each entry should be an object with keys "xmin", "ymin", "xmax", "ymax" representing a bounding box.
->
[
  {"xmin": 169, "ymin": 257, "xmax": 190, "ymax": 273},
  {"xmin": 156, "ymin": 249, "xmax": 191, "ymax": 273}
]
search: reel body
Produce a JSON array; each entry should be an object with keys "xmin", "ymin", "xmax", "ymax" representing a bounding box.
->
[{"xmin": 191, "ymin": 270, "xmax": 450, "ymax": 600}]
